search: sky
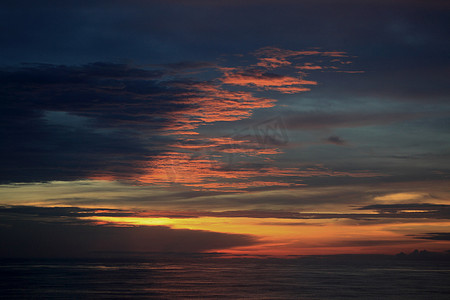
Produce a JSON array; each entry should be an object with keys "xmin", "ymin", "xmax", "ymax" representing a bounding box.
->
[{"xmin": 1, "ymin": 0, "xmax": 450, "ymax": 258}]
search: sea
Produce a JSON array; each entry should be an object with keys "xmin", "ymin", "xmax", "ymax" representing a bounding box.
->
[{"xmin": 1, "ymin": 256, "xmax": 449, "ymax": 299}]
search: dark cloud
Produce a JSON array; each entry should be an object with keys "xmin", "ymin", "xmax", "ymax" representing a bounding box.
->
[
  {"xmin": 158, "ymin": 61, "xmax": 217, "ymax": 71},
  {"xmin": 359, "ymin": 203, "xmax": 450, "ymax": 213},
  {"xmin": 0, "ymin": 218, "xmax": 259, "ymax": 258},
  {"xmin": 357, "ymin": 203, "xmax": 450, "ymax": 220},
  {"xmin": 0, "ymin": 120, "xmax": 156, "ymax": 183},
  {"xmin": 411, "ymin": 232, "xmax": 450, "ymax": 241},
  {"xmin": 0, "ymin": 62, "xmax": 237, "ymax": 183},
  {"xmin": 257, "ymin": 222, "xmax": 324, "ymax": 226},
  {"xmin": 193, "ymin": 208, "xmax": 450, "ymax": 220},
  {"xmin": 319, "ymin": 239, "xmax": 419, "ymax": 248},
  {"xmin": 0, "ymin": 205, "xmax": 260, "ymax": 258},
  {"xmin": 325, "ymin": 136, "xmax": 346, "ymax": 145},
  {"xmin": 0, "ymin": 63, "xmax": 186, "ymax": 183},
  {"xmin": 0, "ymin": 63, "xmax": 188, "ymax": 129},
  {"xmin": 126, "ymin": 206, "xmax": 450, "ymax": 221},
  {"xmin": 0, "ymin": 205, "xmax": 133, "ymax": 220}
]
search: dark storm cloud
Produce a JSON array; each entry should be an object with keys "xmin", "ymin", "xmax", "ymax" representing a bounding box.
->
[
  {"xmin": 0, "ymin": 205, "xmax": 259, "ymax": 258},
  {"xmin": 0, "ymin": 62, "xmax": 210, "ymax": 183},
  {"xmin": 0, "ymin": 218, "xmax": 259, "ymax": 258},
  {"xmin": 0, "ymin": 117, "xmax": 156, "ymax": 183},
  {"xmin": 0, "ymin": 62, "xmax": 184, "ymax": 127}
]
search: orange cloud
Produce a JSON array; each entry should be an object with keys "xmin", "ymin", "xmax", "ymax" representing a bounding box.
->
[
  {"xmin": 221, "ymin": 71, "xmax": 317, "ymax": 87},
  {"xmin": 269, "ymin": 86, "xmax": 311, "ymax": 93},
  {"xmin": 297, "ymin": 63, "xmax": 323, "ymax": 70},
  {"xmin": 256, "ymin": 57, "xmax": 292, "ymax": 68},
  {"xmin": 220, "ymin": 68, "xmax": 317, "ymax": 94},
  {"xmin": 95, "ymin": 147, "xmax": 381, "ymax": 191},
  {"xmin": 215, "ymin": 47, "xmax": 352, "ymax": 95},
  {"xmin": 164, "ymin": 82, "xmax": 276, "ymax": 133}
]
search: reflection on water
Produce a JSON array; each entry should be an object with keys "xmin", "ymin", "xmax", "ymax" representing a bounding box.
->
[{"xmin": 1, "ymin": 257, "xmax": 449, "ymax": 299}]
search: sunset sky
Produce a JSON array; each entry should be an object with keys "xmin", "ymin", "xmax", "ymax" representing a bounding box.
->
[{"xmin": 1, "ymin": 0, "xmax": 450, "ymax": 258}]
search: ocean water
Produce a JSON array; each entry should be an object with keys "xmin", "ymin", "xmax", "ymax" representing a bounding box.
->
[{"xmin": 1, "ymin": 256, "xmax": 449, "ymax": 299}]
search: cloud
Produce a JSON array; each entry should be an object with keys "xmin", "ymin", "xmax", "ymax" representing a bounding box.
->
[
  {"xmin": 313, "ymin": 239, "xmax": 419, "ymax": 248},
  {"xmin": 163, "ymin": 80, "xmax": 275, "ymax": 132},
  {"xmin": 127, "ymin": 154, "xmax": 380, "ymax": 192},
  {"xmin": 48, "ymin": 205, "xmax": 449, "ymax": 221},
  {"xmin": 5, "ymin": 202, "xmax": 450, "ymax": 229},
  {"xmin": 219, "ymin": 47, "xmax": 354, "ymax": 94},
  {"xmin": 0, "ymin": 207, "xmax": 259, "ymax": 258},
  {"xmin": 0, "ymin": 205, "xmax": 134, "ymax": 220},
  {"xmin": 411, "ymin": 232, "xmax": 450, "ymax": 241},
  {"xmin": 0, "ymin": 62, "xmax": 184, "ymax": 183},
  {"xmin": 0, "ymin": 60, "xmax": 276, "ymax": 184},
  {"xmin": 0, "ymin": 49, "xmax": 368, "ymax": 190},
  {"xmin": 252, "ymin": 47, "xmax": 348, "ymax": 62},
  {"xmin": 174, "ymin": 207, "xmax": 449, "ymax": 220},
  {"xmin": 221, "ymin": 68, "xmax": 317, "ymax": 91},
  {"xmin": 157, "ymin": 61, "xmax": 217, "ymax": 71},
  {"xmin": 257, "ymin": 221, "xmax": 324, "ymax": 226},
  {"xmin": 359, "ymin": 203, "xmax": 450, "ymax": 213},
  {"xmin": 325, "ymin": 136, "xmax": 347, "ymax": 145},
  {"xmin": 373, "ymin": 192, "xmax": 429, "ymax": 203}
]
